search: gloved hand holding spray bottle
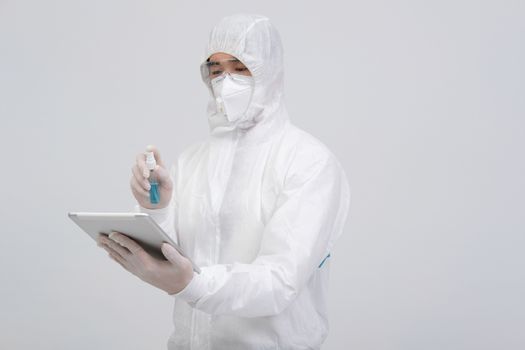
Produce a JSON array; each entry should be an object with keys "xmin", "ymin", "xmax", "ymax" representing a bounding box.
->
[{"xmin": 130, "ymin": 145, "xmax": 173, "ymax": 210}]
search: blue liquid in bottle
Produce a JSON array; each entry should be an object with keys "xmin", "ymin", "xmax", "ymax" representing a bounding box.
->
[
  {"xmin": 149, "ymin": 181, "xmax": 160, "ymax": 204},
  {"xmin": 145, "ymin": 151, "xmax": 161, "ymax": 205}
]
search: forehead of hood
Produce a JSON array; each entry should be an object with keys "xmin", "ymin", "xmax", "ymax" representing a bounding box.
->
[{"xmin": 203, "ymin": 14, "xmax": 285, "ymax": 100}]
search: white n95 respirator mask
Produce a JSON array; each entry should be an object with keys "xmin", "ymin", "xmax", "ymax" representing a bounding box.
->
[{"xmin": 211, "ymin": 73, "xmax": 254, "ymax": 123}]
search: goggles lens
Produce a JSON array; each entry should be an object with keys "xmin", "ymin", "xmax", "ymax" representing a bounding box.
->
[{"xmin": 200, "ymin": 58, "xmax": 251, "ymax": 82}]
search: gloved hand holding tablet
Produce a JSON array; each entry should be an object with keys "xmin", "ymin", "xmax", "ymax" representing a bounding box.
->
[{"xmin": 68, "ymin": 212, "xmax": 200, "ymax": 274}]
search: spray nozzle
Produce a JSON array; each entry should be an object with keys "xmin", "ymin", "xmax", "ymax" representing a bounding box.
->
[{"xmin": 145, "ymin": 151, "xmax": 156, "ymax": 171}]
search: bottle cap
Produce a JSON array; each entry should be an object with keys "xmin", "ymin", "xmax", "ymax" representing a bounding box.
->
[{"xmin": 145, "ymin": 151, "xmax": 156, "ymax": 170}]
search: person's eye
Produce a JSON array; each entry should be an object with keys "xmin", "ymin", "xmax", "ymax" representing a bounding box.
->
[
  {"xmin": 211, "ymin": 70, "xmax": 223, "ymax": 76},
  {"xmin": 235, "ymin": 67, "xmax": 248, "ymax": 72}
]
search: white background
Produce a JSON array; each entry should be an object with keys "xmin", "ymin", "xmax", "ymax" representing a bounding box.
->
[{"xmin": 1, "ymin": 1, "xmax": 523, "ymax": 349}]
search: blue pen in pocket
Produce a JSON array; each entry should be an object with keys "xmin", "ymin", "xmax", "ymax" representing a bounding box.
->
[{"xmin": 145, "ymin": 151, "xmax": 160, "ymax": 204}]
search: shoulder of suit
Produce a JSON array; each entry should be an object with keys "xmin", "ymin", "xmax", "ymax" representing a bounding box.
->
[
  {"xmin": 174, "ymin": 139, "xmax": 208, "ymax": 169},
  {"xmin": 283, "ymin": 124, "xmax": 338, "ymax": 166}
]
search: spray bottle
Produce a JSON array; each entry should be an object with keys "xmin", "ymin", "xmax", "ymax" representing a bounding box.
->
[{"xmin": 145, "ymin": 151, "xmax": 160, "ymax": 204}]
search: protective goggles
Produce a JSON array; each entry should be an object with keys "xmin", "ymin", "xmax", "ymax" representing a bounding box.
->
[{"xmin": 200, "ymin": 58, "xmax": 252, "ymax": 83}]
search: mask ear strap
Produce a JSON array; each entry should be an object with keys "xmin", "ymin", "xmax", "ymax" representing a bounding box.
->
[{"xmin": 215, "ymin": 97, "xmax": 225, "ymax": 115}]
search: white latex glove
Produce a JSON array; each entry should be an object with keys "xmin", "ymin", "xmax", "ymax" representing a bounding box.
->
[
  {"xmin": 96, "ymin": 232, "xmax": 193, "ymax": 295},
  {"xmin": 130, "ymin": 145, "xmax": 173, "ymax": 209}
]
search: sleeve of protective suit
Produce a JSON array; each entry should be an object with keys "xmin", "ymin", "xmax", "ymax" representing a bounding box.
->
[
  {"xmin": 173, "ymin": 154, "xmax": 350, "ymax": 317},
  {"xmin": 133, "ymin": 163, "xmax": 179, "ymax": 244}
]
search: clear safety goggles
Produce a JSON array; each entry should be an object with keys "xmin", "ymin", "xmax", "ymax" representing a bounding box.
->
[{"xmin": 200, "ymin": 58, "xmax": 252, "ymax": 84}]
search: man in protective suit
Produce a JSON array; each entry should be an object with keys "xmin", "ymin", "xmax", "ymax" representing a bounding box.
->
[{"xmin": 98, "ymin": 13, "xmax": 351, "ymax": 350}]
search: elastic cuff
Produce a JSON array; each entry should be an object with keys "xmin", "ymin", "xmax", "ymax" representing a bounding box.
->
[{"xmin": 170, "ymin": 268, "xmax": 209, "ymax": 305}]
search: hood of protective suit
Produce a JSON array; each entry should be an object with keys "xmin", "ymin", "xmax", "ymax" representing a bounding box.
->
[
  {"xmin": 201, "ymin": 14, "xmax": 290, "ymax": 215},
  {"xmin": 201, "ymin": 13, "xmax": 288, "ymax": 135}
]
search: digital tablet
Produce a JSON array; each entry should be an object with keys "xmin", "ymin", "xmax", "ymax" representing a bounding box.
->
[{"xmin": 68, "ymin": 212, "xmax": 200, "ymax": 273}]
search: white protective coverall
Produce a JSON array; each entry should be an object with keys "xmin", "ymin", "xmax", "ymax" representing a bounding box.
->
[{"xmin": 136, "ymin": 13, "xmax": 351, "ymax": 350}]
